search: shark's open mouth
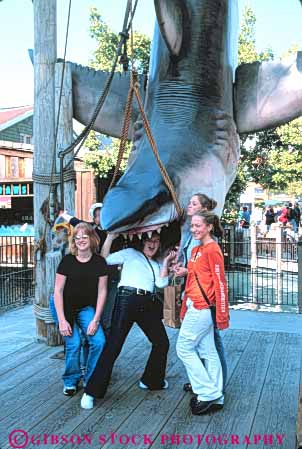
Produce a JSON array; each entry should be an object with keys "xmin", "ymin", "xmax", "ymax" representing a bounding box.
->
[{"xmin": 114, "ymin": 220, "xmax": 181, "ymax": 251}]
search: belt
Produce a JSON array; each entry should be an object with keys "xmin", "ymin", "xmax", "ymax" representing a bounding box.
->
[{"xmin": 118, "ymin": 286, "xmax": 153, "ymax": 296}]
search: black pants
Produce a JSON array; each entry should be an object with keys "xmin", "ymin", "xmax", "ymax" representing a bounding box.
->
[
  {"xmin": 100, "ymin": 279, "xmax": 119, "ymax": 338},
  {"xmin": 85, "ymin": 292, "xmax": 170, "ymax": 398}
]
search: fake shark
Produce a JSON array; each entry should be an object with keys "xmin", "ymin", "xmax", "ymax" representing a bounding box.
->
[{"xmin": 70, "ymin": 0, "xmax": 302, "ymax": 245}]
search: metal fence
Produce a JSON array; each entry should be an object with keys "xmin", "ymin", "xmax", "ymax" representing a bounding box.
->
[
  {"xmin": 220, "ymin": 226, "xmax": 300, "ymax": 311},
  {"xmin": 0, "ymin": 236, "xmax": 35, "ymax": 310}
]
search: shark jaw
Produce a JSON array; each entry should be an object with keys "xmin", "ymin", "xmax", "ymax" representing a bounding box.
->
[{"xmin": 100, "ymin": 201, "xmax": 181, "ymax": 242}]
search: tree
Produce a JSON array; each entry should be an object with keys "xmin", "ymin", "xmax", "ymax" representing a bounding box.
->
[
  {"xmin": 83, "ymin": 8, "xmax": 151, "ymax": 188},
  {"xmin": 222, "ymin": 5, "xmax": 274, "ymax": 223}
]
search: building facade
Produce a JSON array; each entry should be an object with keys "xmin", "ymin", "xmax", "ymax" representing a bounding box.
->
[{"xmin": 0, "ymin": 106, "xmax": 96, "ymax": 224}]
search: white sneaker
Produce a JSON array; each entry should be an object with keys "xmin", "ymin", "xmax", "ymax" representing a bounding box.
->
[
  {"xmin": 80, "ymin": 393, "xmax": 94, "ymax": 409},
  {"xmin": 139, "ymin": 379, "xmax": 169, "ymax": 390}
]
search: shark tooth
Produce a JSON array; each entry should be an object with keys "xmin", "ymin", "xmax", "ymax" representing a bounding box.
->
[
  {"xmin": 122, "ymin": 233, "xmax": 128, "ymax": 239},
  {"xmin": 164, "ymin": 223, "xmax": 169, "ymax": 227},
  {"xmin": 147, "ymin": 231, "xmax": 152, "ymax": 238},
  {"xmin": 137, "ymin": 233, "xmax": 142, "ymax": 240},
  {"xmin": 129, "ymin": 234, "xmax": 134, "ymax": 241},
  {"xmin": 156, "ymin": 227, "xmax": 162, "ymax": 234}
]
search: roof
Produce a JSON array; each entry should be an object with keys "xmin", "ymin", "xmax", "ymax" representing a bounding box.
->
[{"xmin": 0, "ymin": 106, "xmax": 33, "ymax": 132}]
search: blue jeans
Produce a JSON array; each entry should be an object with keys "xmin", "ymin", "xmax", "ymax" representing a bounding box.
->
[
  {"xmin": 214, "ymin": 328, "xmax": 227, "ymax": 392},
  {"xmin": 63, "ymin": 306, "xmax": 106, "ymax": 388}
]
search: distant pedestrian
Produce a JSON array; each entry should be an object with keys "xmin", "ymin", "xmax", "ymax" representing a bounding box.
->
[
  {"xmin": 287, "ymin": 203, "xmax": 297, "ymax": 233},
  {"xmin": 278, "ymin": 207, "xmax": 288, "ymax": 226},
  {"xmin": 265, "ymin": 207, "xmax": 275, "ymax": 231},
  {"xmin": 294, "ymin": 203, "xmax": 301, "ymax": 230},
  {"xmin": 239, "ymin": 206, "xmax": 251, "ymax": 228}
]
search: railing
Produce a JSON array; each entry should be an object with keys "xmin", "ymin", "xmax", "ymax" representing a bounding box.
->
[
  {"xmin": 0, "ymin": 236, "xmax": 35, "ymax": 311},
  {"xmin": 220, "ymin": 225, "xmax": 300, "ymax": 311}
]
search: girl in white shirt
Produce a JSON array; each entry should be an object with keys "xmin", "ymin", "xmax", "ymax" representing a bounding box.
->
[{"xmin": 81, "ymin": 232, "xmax": 176, "ymax": 409}]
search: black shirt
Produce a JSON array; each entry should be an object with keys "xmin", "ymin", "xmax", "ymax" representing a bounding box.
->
[
  {"xmin": 57, "ymin": 253, "xmax": 108, "ymax": 325},
  {"xmin": 69, "ymin": 217, "xmax": 124, "ymax": 280}
]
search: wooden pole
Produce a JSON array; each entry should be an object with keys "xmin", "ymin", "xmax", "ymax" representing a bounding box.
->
[
  {"xmin": 33, "ymin": 0, "xmax": 57, "ymax": 343},
  {"xmin": 42, "ymin": 62, "xmax": 75, "ymax": 346},
  {"xmin": 55, "ymin": 62, "xmax": 75, "ymax": 212}
]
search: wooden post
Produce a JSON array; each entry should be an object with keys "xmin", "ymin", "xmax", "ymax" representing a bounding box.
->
[
  {"xmin": 33, "ymin": 0, "xmax": 57, "ymax": 343},
  {"xmin": 38, "ymin": 62, "xmax": 75, "ymax": 346},
  {"xmin": 250, "ymin": 224, "xmax": 258, "ymax": 303},
  {"xmin": 276, "ymin": 225, "xmax": 283, "ymax": 305},
  {"xmin": 55, "ymin": 62, "xmax": 75, "ymax": 212}
]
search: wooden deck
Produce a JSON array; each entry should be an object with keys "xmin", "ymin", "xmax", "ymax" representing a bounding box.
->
[{"xmin": 1, "ymin": 325, "xmax": 301, "ymax": 449}]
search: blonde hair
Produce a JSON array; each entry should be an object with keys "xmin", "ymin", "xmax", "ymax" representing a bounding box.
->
[
  {"xmin": 192, "ymin": 211, "xmax": 224, "ymax": 238},
  {"xmin": 69, "ymin": 223, "xmax": 100, "ymax": 255}
]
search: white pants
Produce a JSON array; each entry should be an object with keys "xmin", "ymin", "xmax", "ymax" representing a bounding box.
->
[{"xmin": 176, "ymin": 299, "xmax": 223, "ymax": 402}]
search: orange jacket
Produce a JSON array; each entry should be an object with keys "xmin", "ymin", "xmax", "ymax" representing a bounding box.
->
[{"xmin": 180, "ymin": 241, "xmax": 229, "ymax": 330}]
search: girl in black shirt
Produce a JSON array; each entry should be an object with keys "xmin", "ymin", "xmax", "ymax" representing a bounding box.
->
[{"xmin": 54, "ymin": 223, "xmax": 108, "ymax": 396}]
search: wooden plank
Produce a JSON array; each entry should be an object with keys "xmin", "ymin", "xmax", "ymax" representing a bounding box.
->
[
  {"xmin": 1, "ymin": 362, "xmax": 62, "ymax": 420},
  {"xmin": 0, "ymin": 341, "xmax": 41, "ymax": 361},
  {"xmin": 1, "ymin": 331, "xmax": 150, "ymax": 447},
  {"xmin": 10, "ymin": 157, "xmax": 19, "ymax": 178},
  {"xmin": 0, "ymin": 346, "xmax": 61, "ymax": 394},
  {"xmin": 143, "ymin": 329, "xmax": 253, "ymax": 449},
  {"xmin": 24, "ymin": 157, "xmax": 33, "ymax": 179},
  {"xmin": 5, "ymin": 156, "xmax": 11, "ymax": 178},
  {"xmin": 297, "ymin": 384, "xmax": 302, "ymax": 449},
  {"xmin": 18, "ymin": 157, "xmax": 25, "ymax": 178},
  {"xmin": 0, "ymin": 155, "xmax": 5, "ymax": 179},
  {"xmin": 249, "ymin": 333, "xmax": 302, "ymax": 449},
  {"xmin": 193, "ymin": 331, "xmax": 277, "ymax": 449},
  {"xmin": 59, "ymin": 333, "xmax": 180, "ymax": 449},
  {"xmin": 152, "ymin": 330, "xmax": 275, "ymax": 449},
  {"xmin": 0, "ymin": 343, "xmax": 50, "ymax": 377}
]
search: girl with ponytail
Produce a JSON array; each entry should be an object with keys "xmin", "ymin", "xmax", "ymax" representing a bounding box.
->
[
  {"xmin": 176, "ymin": 210, "xmax": 229, "ymax": 415},
  {"xmin": 174, "ymin": 196, "xmax": 228, "ymax": 405}
]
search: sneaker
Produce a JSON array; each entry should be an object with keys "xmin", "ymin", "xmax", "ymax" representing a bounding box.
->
[
  {"xmin": 80, "ymin": 393, "xmax": 94, "ymax": 409},
  {"xmin": 191, "ymin": 396, "xmax": 224, "ymax": 415},
  {"xmin": 183, "ymin": 382, "xmax": 193, "ymax": 393},
  {"xmin": 63, "ymin": 386, "xmax": 77, "ymax": 396},
  {"xmin": 139, "ymin": 379, "xmax": 169, "ymax": 390}
]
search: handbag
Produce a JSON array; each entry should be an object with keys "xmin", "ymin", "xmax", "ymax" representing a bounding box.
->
[
  {"xmin": 193, "ymin": 271, "xmax": 217, "ymax": 328},
  {"xmin": 163, "ymin": 276, "xmax": 182, "ymax": 328}
]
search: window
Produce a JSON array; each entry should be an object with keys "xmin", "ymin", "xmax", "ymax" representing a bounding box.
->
[{"xmin": 20, "ymin": 134, "xmax": 32, "ymax": 144}]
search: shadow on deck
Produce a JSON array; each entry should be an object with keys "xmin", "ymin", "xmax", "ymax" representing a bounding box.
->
[{"xmin": 1, "ymin": 325, "xmax": 301, "ymax": 449}]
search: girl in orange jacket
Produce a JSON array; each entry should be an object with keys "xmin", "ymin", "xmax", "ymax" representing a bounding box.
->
[{"xmin": 176, "ymin": 211, "xmax": 229, "ymax": 415}]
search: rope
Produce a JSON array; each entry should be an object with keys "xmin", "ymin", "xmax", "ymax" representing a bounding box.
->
[
  {"xmin": 108, "ymin": 1, "xmax": 182, "ymax": 217},
  {"xmin": 32, "ymin": 170, "xmax": 76, "ymax": 185},
  {"xmin": 109, "ymin": 0, "xmax": 135, "ymax": 189},
  {"xmin": 109, "ymin": 72, "xmax": 134, "ymax": 189},
  {"xmin": 58, "ymin": 0, "xmax": 139, "ymax": 209},
  {"xmin": 34, "ymin": 303, "xmax": 56, "ymax": 324},
  {"xmin": 60, "ymin": 0, "xmax": 139, "ymax": 168},
  {"xmin": 133, "ymin": 80, "xmax": 183, "ymax": 217}
]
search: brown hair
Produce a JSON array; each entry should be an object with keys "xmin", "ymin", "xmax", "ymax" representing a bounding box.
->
[
  {"xmin": 192, "ymin": 211, "xmax": 224, "ymax": 238},
  {"xmin": 69, "ymin": 223, "xmax": 100, "ymax": 255},
  {"xmin": 193, "ymin": 193, "xmax": 217, "ymax": 211},
  {"xmin": 139, "ymin": 231, "xmax": 162, "ymax": 260}
]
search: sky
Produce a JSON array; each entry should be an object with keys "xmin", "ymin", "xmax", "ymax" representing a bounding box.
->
[{"xmin": 1, "ymin": 0, "xmax": 302, "ymax": 108}]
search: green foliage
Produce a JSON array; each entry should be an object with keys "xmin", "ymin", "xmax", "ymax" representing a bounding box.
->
[
  {"xmin": 83, "ymin": 131, "xmax": 131, "ymax": 179},
  {"xmin": 222, "ymin": 4, "xmax": 302, "ymax": 223},
  {"xmin": 89, "ymin": 7, "xmax": 151, "ymax": 74},
  {"xmin": 238, "ymin": 6, "xmax": 273, "ymax": 65},
  {"xmin": 84, "ymin": 8, "xmax": 151, "ymax": 184}
]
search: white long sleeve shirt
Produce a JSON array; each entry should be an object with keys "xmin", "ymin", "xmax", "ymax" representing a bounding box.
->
[{"xmin": 106, "ymin": 248, "xmax": 169, "ymax": 291}]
